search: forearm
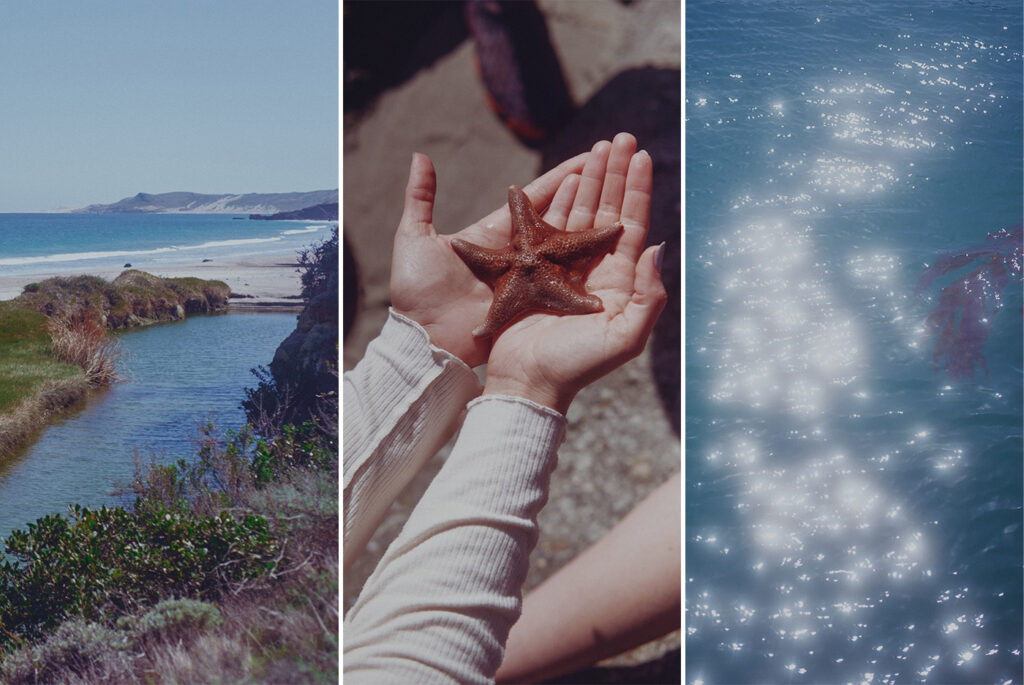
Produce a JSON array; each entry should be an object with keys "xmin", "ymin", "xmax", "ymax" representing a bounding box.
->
[
  {"xmin": 496, "ymin": 472, "xmax": 681, "ymax": 683},
  {"xmin": 344, "ymin": 395, "xmax": 566, "ymax": 684},
  {"xmin": 343, "ymin": 309, "xmax": 482, "ymax": 567}
]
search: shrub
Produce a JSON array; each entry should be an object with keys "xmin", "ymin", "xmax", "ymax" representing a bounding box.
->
[
  {"xmin": 120, "ymin": 598, "xmax": 223, "ymax": 645},
  {"xmin": 0, "ymin": 503, "xmax": 278, "ymax": 648},
  {"xmin": 47, "ymin": 311, "xmax": 122, "ymax": 386},
  {"xmin": 0, "ymin": 618, "xmax": 130, "ymax": 684},
  {"xmin": 297, "ymin": 227, "xmax": 339, "ymax": 301}
]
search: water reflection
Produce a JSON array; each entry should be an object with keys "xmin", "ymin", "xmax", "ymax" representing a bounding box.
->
[{"xmin": 687, "ymin": 2, "xmax": 1021, "ymax": 682}]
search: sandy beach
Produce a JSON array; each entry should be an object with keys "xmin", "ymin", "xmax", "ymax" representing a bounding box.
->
[{"xmin": 0, "ymin": 253, "xmax": 304, "ymax": 306}]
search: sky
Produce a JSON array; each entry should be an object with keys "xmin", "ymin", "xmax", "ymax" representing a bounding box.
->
[{"xmin": 0, "ymin": 1, "xmax": 338, "ymax": 212}]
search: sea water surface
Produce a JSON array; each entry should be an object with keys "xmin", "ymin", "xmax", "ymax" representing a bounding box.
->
[
  {"xmin": 686, "ymin": 2, "xmax": 1022, "ymax": 684},
  {"xmin": 0, "ymin": 212, "xmax": 335, "ymax": 278},
  {"xmin": 0, "ymin": 312, "xmax": 298, "ymax": 544}
]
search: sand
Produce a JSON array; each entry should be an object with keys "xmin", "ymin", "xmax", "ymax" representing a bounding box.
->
[{"xmin": 0, "ymin": 253, "xmax": 304, "ymax": 306}]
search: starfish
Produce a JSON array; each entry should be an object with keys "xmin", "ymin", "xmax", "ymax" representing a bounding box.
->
[{"xmin": 451, "ymin": 184, "xmax": 623, "ymax": 338}]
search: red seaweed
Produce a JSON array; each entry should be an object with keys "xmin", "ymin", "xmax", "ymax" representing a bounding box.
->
[{"xmin": 916, "ymin": 224, "xmax": 1022, "ymax": 380}]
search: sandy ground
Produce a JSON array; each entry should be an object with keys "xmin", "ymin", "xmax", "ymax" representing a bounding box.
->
[
  {"xmin": 0, "ymin": 254, "xmax": 304, "ymax": 305},
  {"xmin": 343, "ymin": 0, "xmax": 681, "ymax": 678}
]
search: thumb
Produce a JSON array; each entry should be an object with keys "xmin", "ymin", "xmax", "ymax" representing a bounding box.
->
[{"xmin": 399, "ymin": 152, "xmax": 437, "ymax": 235}]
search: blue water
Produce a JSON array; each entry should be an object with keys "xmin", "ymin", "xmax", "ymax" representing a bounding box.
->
[
  {"xmin": 0, "ymin": 312, "xmax": 297, "ymax": 544},
  {"xmin": 686, "ymin": 2, "xmax": 1022, "ymax": 684},
  {"xmin": 0, "ymin": 213, "xmax": 335, "ymax": 278}
]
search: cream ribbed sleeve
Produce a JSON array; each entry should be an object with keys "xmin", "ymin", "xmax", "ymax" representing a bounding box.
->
[
  {"xmin": 343, "ymin": 309, "xmax": 482, "ymax": 566},
  {"xmin": 343, "ymin": 395, "xmax": 567, "ymax": 684}
]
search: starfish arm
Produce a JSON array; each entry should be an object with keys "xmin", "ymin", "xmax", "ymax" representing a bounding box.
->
[
  {"xmin": 473, "ymin": 269, "xmax": 535, "ymax": 337},
  {"xmin": 531, "ymin": 264, "xmax": 605, "ymax": 314},
  {"xmin": 539, "ymin": 222, "xmax": 623, "ymax": 265},
  {"xmin": 508, "ymin": 185, "xmax": 563, "ymax": 248},
  {"xmin": 451, "ymin": 238, "xmax": 513, "ymax": 282}
]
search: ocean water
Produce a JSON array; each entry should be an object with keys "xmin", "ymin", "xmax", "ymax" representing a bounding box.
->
[
  {"xmin": 0, "ymin": 212, "xmax": 336, "ymax": 278},
  {"xmin": 686, "ymin": 2, "xmax": 1022, "ymax": 684},
  {"xmin": 0, "ymin": 312, "xmax": 297, "ymax": 544}
]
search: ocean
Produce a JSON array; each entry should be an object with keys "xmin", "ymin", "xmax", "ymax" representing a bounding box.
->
[
  {"xmin": 0, "ymin": 212, "xmax": 336, "ymax": 278},
  {"xmin": 686, "ymin": 1, "xmax": 1022, "ymax": 684}
]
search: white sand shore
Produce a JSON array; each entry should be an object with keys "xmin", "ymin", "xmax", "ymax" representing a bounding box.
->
[{"xmin": 0, "ymin": 254, "xmax": 304, "ymax": 304}]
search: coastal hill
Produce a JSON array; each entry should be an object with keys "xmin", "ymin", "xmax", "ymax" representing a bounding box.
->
[
  {"xmin": 76, "ymin": 189, "xmax": 338, "ymax": 215},
  {"xmin": 249, "ymin": 202, "xmax": 338, "ymax": 221}
]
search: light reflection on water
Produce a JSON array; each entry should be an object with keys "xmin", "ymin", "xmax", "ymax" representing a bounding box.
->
[{"xmin": 687, "ymin": 1, "xmax": 1021, "ymax": 683}]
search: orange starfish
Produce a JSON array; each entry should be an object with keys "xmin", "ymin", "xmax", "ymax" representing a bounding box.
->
[{"xmin": 451, "ymin": 185, "xmax": 623, "ymax": 338}]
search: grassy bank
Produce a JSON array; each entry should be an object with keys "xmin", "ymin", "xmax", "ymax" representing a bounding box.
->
[{"xmin": 0, "ymin": 302, "xmax": 88, "ymax": 459}]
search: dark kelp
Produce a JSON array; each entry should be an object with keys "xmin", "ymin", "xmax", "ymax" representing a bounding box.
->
[{"xmin": 916, "ymin": 224, "xmax": 1022, "ymax": 380}]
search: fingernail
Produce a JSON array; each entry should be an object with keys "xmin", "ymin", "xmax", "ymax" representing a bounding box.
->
[
  {"xmin": 638, "ymin": 149, "xmax": 650, "ymax": 158},
  {"xmin": 654, "ymin": 241, "xmax": 666, "ymax": 270}
]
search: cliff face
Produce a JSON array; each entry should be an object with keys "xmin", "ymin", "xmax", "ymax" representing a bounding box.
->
[{"xmin": 247, "ymin": 230, "xmax": 338, "ymax": 428}]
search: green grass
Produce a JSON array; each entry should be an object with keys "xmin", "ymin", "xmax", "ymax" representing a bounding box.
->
[{"xmin": 0, "ymin": 301, "xmax": 81, "ymax": 412}]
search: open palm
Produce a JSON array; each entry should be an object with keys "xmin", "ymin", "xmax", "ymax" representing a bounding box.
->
[
  {"xmin": 484, "ymin": 133, "xmax": 667, "ymax": 414},
  {"xmin": 390, "ymin": 151, "xmax": 590, "ymax": 368}
]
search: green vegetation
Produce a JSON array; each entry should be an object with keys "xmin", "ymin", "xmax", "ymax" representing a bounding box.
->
[{"xmin": 0, "ymin": 398, "xmax": 338, "ymax": 682}]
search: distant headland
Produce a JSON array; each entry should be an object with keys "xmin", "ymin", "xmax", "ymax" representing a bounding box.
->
[
  {"xmin": 74, "ymin": 189, "xmax": 338, "ymax": 215},
  {"xmin": 249, "ymin": 202, "xmax": 338, "ymax": 221}
]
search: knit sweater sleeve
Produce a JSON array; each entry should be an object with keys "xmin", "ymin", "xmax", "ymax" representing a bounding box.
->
[
  {"xmin": 343, "ymin": 309, "xmax": 482, "ymax": 566},
  {"xmin": 343, "ymin": 395, "xmax": 566, "ymax": 685}
]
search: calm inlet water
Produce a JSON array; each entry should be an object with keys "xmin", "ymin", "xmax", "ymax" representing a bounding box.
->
[
  {"xmin": 0, "ymin": 312, "xmax": 297, "ymax": 543},
  {"xmin": 687, "ymin": 2, "xmax": 1022, "ymax": 684}
]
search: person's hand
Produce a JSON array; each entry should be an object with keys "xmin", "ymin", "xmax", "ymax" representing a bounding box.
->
[
  {"xmin": 390, "ymin": 151, "xmax": 590, "ymax": 367},
  {"xmin": 483, "ymin": 132, "xmax": 667, "ymax": 414}
]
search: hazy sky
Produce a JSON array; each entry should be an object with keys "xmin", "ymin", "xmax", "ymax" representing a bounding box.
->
[{"xmin": 0, "ymin": 1, "xmax": 337, "ymax": 212}]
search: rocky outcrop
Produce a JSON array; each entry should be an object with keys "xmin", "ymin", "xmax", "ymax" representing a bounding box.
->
[{"xmin": 16, "ymin": 270, "xmax": 230, "ymax": 330}]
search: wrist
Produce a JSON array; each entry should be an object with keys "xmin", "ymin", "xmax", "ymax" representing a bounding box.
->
[{"xmin": 483, "ymin": 375, "xmax": 574, "ymax": 415}]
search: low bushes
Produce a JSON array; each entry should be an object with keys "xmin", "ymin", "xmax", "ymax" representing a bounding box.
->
[{"xmin": 0, "ymin": 503, "xmax": 278, "ymax": 648}]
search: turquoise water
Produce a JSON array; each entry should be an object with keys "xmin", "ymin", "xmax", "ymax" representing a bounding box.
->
[
  {"xmin": 0, "ymin": 312, "xmax": 297, "ymax": 543},
  {"xmin": 0, "ymin": 213, "xmax": 335, "ymax": 277},
  {"xmin": 686, "ymin": 2, "xmax": 1022, "ymax": 683}
]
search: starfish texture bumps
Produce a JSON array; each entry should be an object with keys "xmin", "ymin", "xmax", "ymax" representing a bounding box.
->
[{"xmin": 451, "ymin": 185, "xmax": 623, "ymax": 338}]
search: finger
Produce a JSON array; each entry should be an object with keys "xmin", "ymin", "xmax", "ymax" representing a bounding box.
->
[
  {"xmin": 616, "ymin": 149, "xmax": 654, "ymax": 264},
  {"xmin": 566, "ymin": 140, "xmax": 612, "ymax": 232},
  {"xmin": 470, "ymin": 151, "xmax": 591, "ymax": 237},
  {"xmin": 399, "ymin": 152, "xmax": 437, "ymax": 236},
  {"xmin": 619, "ymin": 243, "xmax": 668, "ymax": 353},
  {"xmin": 541, "ymin": 174, "xmax": 580, "ymax": 230},
  {"xmin": 595, "ymin": 132, "xmax": 638, "ymax": 229}
]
